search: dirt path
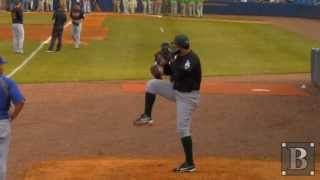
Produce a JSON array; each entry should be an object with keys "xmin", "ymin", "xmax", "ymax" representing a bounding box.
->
[{"xmin": 6, "ymin": 74, "xmax": 320, "ymax": 180}]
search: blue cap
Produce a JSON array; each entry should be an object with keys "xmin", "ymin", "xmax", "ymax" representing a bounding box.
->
[{"xmin": 0, "ymin": 57, "xmax": 7, "ymax": 65}]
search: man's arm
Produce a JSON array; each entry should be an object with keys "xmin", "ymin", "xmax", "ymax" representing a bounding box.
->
[
  {"xmin": 10, "ymin": 101, "xmax": 25, "ymax": 121},
  {"xmin": 8, "ymin": 80, "xmax": 26, "ymax": 122}
]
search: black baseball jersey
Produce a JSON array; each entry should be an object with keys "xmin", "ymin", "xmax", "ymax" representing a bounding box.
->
[
  {"xmin": 70, "ymin": 8, "xmax": 85, "ymax": 26},
  {"xmin": 52, "ymin": 9, "xmax": 67, "ymax": 29},
  {"xmin": 164, "ymin": 50, "xmax": 202, "ymax": 92},
  {"xmin": 11, "ymin": 7, "xmax": 23, "ymax": 24}
]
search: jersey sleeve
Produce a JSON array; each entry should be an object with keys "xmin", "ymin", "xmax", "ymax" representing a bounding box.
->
[{"xmin": 8, "ymin": 80, "xmax": 25, "ymax": 105}]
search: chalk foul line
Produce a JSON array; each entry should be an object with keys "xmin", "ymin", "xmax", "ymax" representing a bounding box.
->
[{"xmin": 7, "ymin": 21, "xmax": 72, "ymax": 78}]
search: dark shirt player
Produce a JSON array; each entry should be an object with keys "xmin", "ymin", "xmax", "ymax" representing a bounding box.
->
[{"xmin": 48, "ymin": 6, "xmax": 67, "ymax": 52}]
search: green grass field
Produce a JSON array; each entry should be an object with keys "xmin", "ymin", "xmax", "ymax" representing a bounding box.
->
[{"xmin": 0, "ymin": 13, "xmax": 319, "ymax": 83}]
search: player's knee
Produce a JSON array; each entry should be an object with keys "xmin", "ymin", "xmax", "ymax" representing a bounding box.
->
[
  {"xmin": 177, "ymin": 128, "xmax": 191, "ymax": 138},
  {"xmin": 146, "ymin": 79, "xmax": 160, "ymax": 94}
]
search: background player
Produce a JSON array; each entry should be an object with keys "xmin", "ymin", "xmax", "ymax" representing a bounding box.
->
[
  {"xmin": 134, "ymin": 34, "xmax": 202, "ymax": 172},
  {"xmin": 47, "ymin": 4, "xmax": 67, "ymax": 52},
  {"xmin": 11, "ymin": 1, "xmax": 24, "ymax": 54},
  {"xmin": 70, "ymin": 2, "xmax": 84, "ymax": 48}
]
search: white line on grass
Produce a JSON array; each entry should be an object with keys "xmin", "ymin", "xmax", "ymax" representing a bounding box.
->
[{"xmin": 7, "ymin": 21, "xmax": 72, "ymax": 78}]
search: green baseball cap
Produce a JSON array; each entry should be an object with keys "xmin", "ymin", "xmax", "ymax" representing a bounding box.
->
[{"xmin": 172, "ymin": 34, "xmax": 190, "ymax": 48}]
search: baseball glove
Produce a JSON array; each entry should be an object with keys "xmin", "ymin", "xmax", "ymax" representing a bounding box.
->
[{"xmin": 150, "ymin": 65, "xmax": 163, "ymax": 79}]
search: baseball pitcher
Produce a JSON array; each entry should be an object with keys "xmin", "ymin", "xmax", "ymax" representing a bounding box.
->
[{"xmin": 134, "ymin": 34, "xmax": 202, "ymax": 172}]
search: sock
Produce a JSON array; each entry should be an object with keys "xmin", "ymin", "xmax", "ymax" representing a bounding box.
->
[
  {"xmin": 181, "ymin": 136, "xmax": 194, "ymax": 165},
  {"xmin": 144, "ymin": 92, "xmax": 156, "ymax": 117}
]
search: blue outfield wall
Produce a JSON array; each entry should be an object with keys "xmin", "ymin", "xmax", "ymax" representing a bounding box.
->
[{"xmin": 204, "ymin": 1, "xmax": 320, "ymax": 18}]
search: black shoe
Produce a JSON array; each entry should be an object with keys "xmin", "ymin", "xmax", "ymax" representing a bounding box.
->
[
  {"xmin": 133, "ymin": 114, "xmax": 153, "ymax": 126},
  {"xmin": 174, "ymin": 162, "xmax": 196, "ymax": 173}
]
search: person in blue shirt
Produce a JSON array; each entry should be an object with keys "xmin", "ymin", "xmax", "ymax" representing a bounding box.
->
[{"xmin": 0, "ymin": 56, "xmax": 25, "ymax": 180}]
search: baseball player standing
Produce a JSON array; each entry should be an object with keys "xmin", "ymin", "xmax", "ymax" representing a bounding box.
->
[
  {"xmin": 128, "ymin": 0, "xmax": 137, "ymax": 14},
  {"xmin": 141, "ymin": 0, "xmax": 147, "ymax": 14},
  {"xmin": 83, "ymin": 0, "xmax": 90, "ymax": 13},
  {"xmin": 11, "ymin": 1, "xmax": 24, "ymax": 54},
  {"xmin": 188, "ymin": 0, "xmax": 195, "ymax": 16},
  {"xmin": 38, "ymin": 0, "xmax": 44, "ymax": 11},
  {"xmin": 47, "ymin": 5, "xmax": 67, "ymax": 52},
  {"xmin": 0, "ymin": 56, "xmax": 25, "ymax": 180},
  {"xmin": 122, "ymin": 0, "xmax": 129, "ymax": 14},
  {"xmin": 134, "ymin": 34, "xmax": 201, "ymax": 172},
  {"xmin": 196, "ymin": 0, "xmax": 204, "ymax": 17},
  {"xmin": 148, "ymin": 0, "xmax": 153, "ymax": 14},
  {"xmin": 154, "ymin": 0, "xmax": 162, "ymax": 15},
  {"xmin": 45, "ymin": 0, "xmax": 53, "ymax": 11},
  {"xmin": 170, "ymin": 0, "xmax": 177, "ymax": 16},
  {"xmin": 113, "ymin": 0, "xmax": 121, "ymax": 13},
  {"xmin": 70, "ymin": 2, "xmax": 84, "ymax": 48},
  {"xmin": 178, "ymin": 0, "xmax": 187, "ymax": 16}
]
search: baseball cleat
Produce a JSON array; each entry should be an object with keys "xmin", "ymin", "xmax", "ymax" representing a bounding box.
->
[
  {"xmin": 134, "ymin": 114, "xmax": 153, "ymax": 126},
  {"xmin": 174, "ymin": 162, "xmax": 196, "ymax": 173}
]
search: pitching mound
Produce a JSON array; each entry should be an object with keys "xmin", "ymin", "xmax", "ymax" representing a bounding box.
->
[{"xmin": 24, "ymin": 157, "xmax": 317, "ymax": 180}]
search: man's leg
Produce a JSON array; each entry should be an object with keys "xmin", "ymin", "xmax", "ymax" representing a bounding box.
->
[
  {"xmin": 134, "ymin": 79, "xmax": 176, "ymax": 125},
  {"xmin": 87, "ymin": 0, "xmax": 91, "ymax": 13},
  {"xmin": 56, "ymin": 29, "xmax": 63, "ymax": 51},
  {"xmin": 123, "ymin": 0, "xmax": 128, "ymax": 13},
  {"xmin": 181, "ymin": 4, "xmax": 186, "ymax": 16},
  {"xmin": 200, "ymin": 2, "xmax": 203, "ymax": 17},
  {"xmin": 75, "ymin": 24, "xmax": 81, "ymax": 48},
  {"xmin": 48, "ymin": 28, "xmax": 57, "ymax": 51},
  {"xmin": 188, "ymin": 3, "xmax": 192, "ymax": 16},
  {"xmin": 175, "ymin": 91, "xmax": 200, "ymax": 172},
  {"xmin": 174, "ymin": 2, "xmax": 177, "ymax": 16},
  {"xmin": 0, "ymin": 121, "xmax": 11, "ymax": 180},
  {"xmin": 148, "ymin": 0, "xmax": 153, "ymax": 14},
  {"xmin": 12, "ymin": 24, "xmax": 18, "ymax": 53},
  {"xmin": 143, "ymin": 1, "xmax": 147, "ymax": 14},
  {"xmin": 18, "ymin": 24, "xmax": 24, "ymax": 53},
  {"xmin": 196, "ymin": 3, "xmax": 199, "ymax": 17},
  {"xmin": 71, "ymin": 25, "xmax": 76, "ymax": 46},
  {"xmin": 116, "ymin": 1, "xmax": 120, "ymax": 13}
]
